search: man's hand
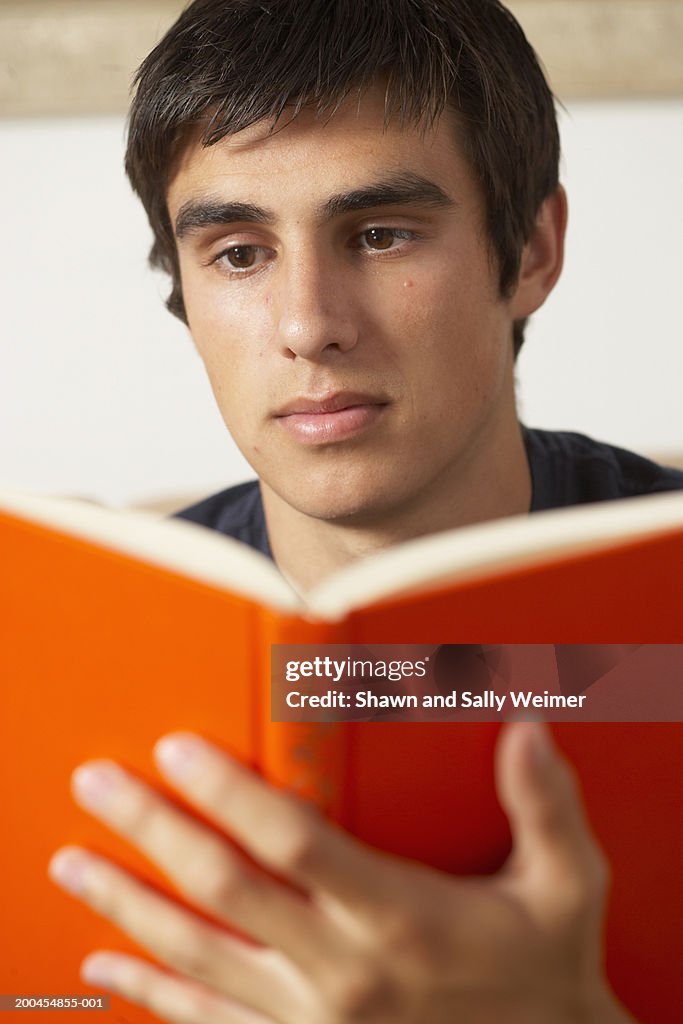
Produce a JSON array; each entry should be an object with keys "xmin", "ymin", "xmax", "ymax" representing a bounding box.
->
[{"xmin": 48, "ymin": 722, "xmax": 634, "ymax": 1023}]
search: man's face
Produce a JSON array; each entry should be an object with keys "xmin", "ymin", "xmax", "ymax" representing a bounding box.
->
[{"xmin": 167, "ymin": 89, "xmax": 519, "ymax": 526}]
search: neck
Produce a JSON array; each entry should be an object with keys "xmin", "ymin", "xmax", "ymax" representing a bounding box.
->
[{"xmin": 262, "ymin": 416, "xmax": 531, "ymax": 593}]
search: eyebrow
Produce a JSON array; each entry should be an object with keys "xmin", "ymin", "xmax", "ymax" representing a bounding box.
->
[
  {"xmin": 175, "ymin": 200, "xmax": 275, "ymax": 239},
  {"xmin": 174, "ymin": 172, "xmax": 455, "ymax": 240},
  {"xmin": 321, "ymin": 173, "xmax": 455, "ymax": 219}
]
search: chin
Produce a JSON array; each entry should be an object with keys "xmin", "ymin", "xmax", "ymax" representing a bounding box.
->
[
  {"xmin": 259, "ymin": 451, "xmax": 424, "ymax": 526},
  {"xmin": 288, "ymin": 480, "xmax": 413, "ymax": 526}
]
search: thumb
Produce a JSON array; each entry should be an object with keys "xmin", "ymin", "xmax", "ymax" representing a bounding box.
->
[{"xmin": 495, "ymin": 722, "xmax": 608, "ymax": 917}]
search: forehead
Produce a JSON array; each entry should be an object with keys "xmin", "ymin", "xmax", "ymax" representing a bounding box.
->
[{"xmin": 166, "ymin": 89, "xmax": 480, "ymax": 216}]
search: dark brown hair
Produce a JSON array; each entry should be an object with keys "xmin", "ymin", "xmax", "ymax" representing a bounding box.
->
[{"xmin": 126, "ymin": 0, "xmax": 560, "ymax": 355}]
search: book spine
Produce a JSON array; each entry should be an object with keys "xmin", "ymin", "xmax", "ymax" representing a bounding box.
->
[{"xmin": 255, "ymin": 609, "xmax": 351, "ymax": 823}]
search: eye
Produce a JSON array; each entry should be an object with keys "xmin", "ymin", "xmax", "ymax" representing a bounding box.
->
[
  {"xmin": 212, "ymin": 245, "xmax": 270, "ymax": 272},
  {"xmin": 358, "ymin": 228, "xmax": 416, "ymax": 252},
  {"xmin": 363, "ymin": 228, "xmax": 395, "ymax": 250},
  {"xmin": 225, "ymin": 246, "xmax": 256, "ymax": 268}
]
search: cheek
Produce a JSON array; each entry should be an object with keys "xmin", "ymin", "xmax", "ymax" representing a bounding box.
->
[
  {"xmin": 185, "ymin": 282, "xmax": 273, "ymax": 397},
  {"xmin": 386, "ymin": 268, "xmax": 480, "ymax": 359},
  {"xmin": 387, "ymin": 268, "xmax": 507, "ymax": 407}
]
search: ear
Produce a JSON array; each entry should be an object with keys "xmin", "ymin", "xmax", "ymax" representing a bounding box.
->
[{"xmin": 509, "ymin": 185, "xmax": 568, "ymax": 320}]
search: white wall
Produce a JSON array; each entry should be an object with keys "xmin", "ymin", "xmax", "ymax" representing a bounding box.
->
[
  {"xmin": 517, "ymin": 101, "xmax": 683, "ymax": 455},
  {"xmin": 0, "ymin": 117, "xmax": 252, "ymax": 507},
  {"xmin": 1, "ymin": 101, "xmax": 681, "ymax": 507}
]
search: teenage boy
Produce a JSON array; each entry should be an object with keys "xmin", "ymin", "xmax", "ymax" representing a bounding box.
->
[{"xmin": 48, "ymin": 2, "xmax": 681, "ymax": 1021}]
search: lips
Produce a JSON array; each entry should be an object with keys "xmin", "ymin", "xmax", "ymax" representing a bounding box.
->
[
  {"xmin": 274, "ymin": 391, "xmax": 388, "ymax": 444},
  {"xmin": 275, "ymin": 392, "xmax": 385, "ymax": 416}
]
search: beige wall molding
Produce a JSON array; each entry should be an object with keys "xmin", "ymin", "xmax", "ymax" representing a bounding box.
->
[{"xmin": 1, "ymin": 0, "xmax": 682, "ymax": 117}]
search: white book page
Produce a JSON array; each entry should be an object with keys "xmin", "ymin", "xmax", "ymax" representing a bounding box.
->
[
  {"xmin": 0, "ymin": 488, "xmax": 301, "ymax": 614},
  {"xmin": 308, "ymin": 492, "xmax": 683, "ymax": 621},
  {"xmin": 3, "ymin": 488, "xmax": 682, "ymax": 624}
]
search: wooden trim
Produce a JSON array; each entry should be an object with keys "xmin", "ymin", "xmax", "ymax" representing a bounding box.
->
[
  {"xmin": 1, "ymin": 0, "xmax": 682, "ymax": 117},
  {"xmin": 510, "ymin": 0, "xmax": 683, "ymax": 99},
  {"xmin": 0, "ymin": 0, "xmax": 185, "ymax": 117}
]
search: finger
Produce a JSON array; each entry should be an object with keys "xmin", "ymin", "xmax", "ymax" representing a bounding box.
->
[
  {"xmin": 154, "ymin": 733, "xmax": 393, "ymax": 908},
  {"xmin": 495, "ymin": 722, "xmax": 608, "ymax": 916},
  {"xmin": 70, "ymin": 761, "xmax": 348, "ymax": 974},
  {"xmin": 48, "ymin": 846, "xmax": 312, "ymax": 1023},
  {"xmin": 80, "ymin": 950, "xmax": 273, "ymax": 1024}
]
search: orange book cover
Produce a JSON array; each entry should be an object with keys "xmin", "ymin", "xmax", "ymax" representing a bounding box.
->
[{"xmin": 1, "ymin": 489, "xmax": 682, "ymax": 1023}]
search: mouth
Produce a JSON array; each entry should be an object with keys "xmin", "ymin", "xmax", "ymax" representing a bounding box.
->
[{"xmin": 274, "ymin": 391, "xmax": 389, "ymax": 445}]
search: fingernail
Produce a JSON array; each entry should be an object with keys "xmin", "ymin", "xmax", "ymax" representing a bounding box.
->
[
  {"xmin": 530, "ymin": 721, "xmax": 553, "ymax": 767},
  {"xmin": 155, "ymin": 734, "xmax": 205, "ymax": 780},
  {"xmin": 49, "ymin": 847, "xmax": 90, "ymax": 896},
  {"xmin": 72, "ymin": 761, "xmax": 124, "ymax": 812},
  {"xmin": 82, "ymin": 953, "xmax": 119, "ymax": 989}
]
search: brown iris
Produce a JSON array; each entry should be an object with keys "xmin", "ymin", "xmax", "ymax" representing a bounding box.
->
[
  {"xmin": 226, "ymin": 246, "xmax": 256, "ymax": 268},
  {"xmin": 364, "ymin": 228, "xmax": 394, "ymax": 250}
]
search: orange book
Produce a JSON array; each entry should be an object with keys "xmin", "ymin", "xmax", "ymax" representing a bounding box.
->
[{"xmin": 1, "ymin": 489, "xmax": 682, "ymax": 1023}]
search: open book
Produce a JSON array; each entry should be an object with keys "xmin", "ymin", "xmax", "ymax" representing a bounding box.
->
[{"xmin": 1, "ymin": 487, "xmax": 682, "ymax": 1022}]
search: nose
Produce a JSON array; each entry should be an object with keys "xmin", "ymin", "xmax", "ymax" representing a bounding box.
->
[{"xmin": 275, "ymin": 253, "xmax": 359, "ymax": 361}]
